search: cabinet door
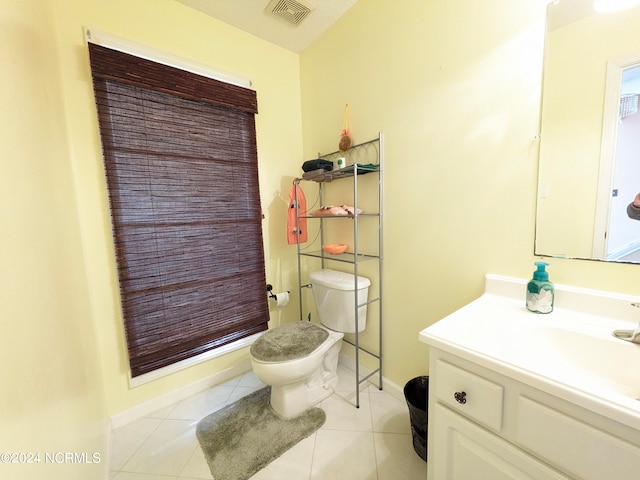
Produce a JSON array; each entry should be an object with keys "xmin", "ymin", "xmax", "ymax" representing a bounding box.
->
[
  {"xmin": 516, "ymin": 396, "xmax": 640, "ymax": 480},
  {"xmin": 432, "ymin": 404, "xmax": 569, "ymax": 480}
]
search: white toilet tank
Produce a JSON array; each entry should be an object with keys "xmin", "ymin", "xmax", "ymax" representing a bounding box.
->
[{"xmin": 310, "ymin": 269, "xmax": 371, "ymax": 333}]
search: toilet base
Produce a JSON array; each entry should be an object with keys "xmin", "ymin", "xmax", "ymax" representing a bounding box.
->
[
  {"xmin": 269, "ymin": 340, "xmax": 341, "ymax": 418},
  {"xmin": 270, "ymin": 369, "xmax": 338, "ymax": 418}
]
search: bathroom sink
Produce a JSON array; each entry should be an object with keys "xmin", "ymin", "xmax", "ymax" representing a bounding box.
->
[
  {"xmin": 523, "ymin": 326, "xmax": 640, "ymax": 400},
  {"xmin": 420, "ymin": 275, "xmax": 640, "ymax": 425}
]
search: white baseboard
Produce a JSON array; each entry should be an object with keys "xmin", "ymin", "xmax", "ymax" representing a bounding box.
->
[
  {"xmin": 110, "ymin": 359, "xmax": 252, "ymax": 429},
  {"xmin": 338, "ymin": 353, "xmax": 404, "ymax": 404}
]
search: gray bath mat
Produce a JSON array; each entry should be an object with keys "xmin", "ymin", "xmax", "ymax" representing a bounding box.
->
[{"xmin": 196, "ymin": 387, "xmax": 325, "ymax": 480}]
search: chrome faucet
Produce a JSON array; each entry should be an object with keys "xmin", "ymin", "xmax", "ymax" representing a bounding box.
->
[{"xmin": 612, "ymin": 303, "xmax": 640, "ymax": 344}]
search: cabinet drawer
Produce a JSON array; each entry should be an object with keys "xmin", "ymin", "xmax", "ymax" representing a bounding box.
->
[
  {"xmin": 434, "ymin": 359, "xmax": 504, "ymax": 430},
  {"xmin": 516, "ymin": 396, "xmax": 640, "ymax": 480}
]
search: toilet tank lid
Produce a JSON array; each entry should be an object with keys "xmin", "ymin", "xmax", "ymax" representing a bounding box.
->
[{"xmin": 310, "ymin": 269, "xmax": 371, "ymax": 291}]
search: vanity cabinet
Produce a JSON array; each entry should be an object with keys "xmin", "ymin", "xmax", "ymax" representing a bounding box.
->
[{"xmin": 427, "ymin": 348, "xmax": 640, "ymax": 480}]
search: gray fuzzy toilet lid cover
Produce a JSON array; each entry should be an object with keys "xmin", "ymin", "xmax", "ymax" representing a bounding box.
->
[{"xmin": 250, "ymin": 322, "xmax": 329, "ymax": 362}]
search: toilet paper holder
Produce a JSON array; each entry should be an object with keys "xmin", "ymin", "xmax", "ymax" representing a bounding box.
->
[{"xmin": 266, "ymin": 284, "xmax": 289, "ymax": 301}]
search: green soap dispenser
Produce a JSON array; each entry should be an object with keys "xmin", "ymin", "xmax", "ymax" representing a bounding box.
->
[{"xmin": 526, "ymin": 262, "xmax": 554, "ymax": 314}]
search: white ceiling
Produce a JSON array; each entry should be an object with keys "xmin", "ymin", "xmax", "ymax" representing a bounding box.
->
[
  {"xmin": 174, "ymin": 0, "xmax": 359, "ymax": 53},
  {"xmin": 173, "ymin": 1, "xmax": 622, "ymax": 50},
  {"xmin": 547, "ymin": 0, "xmax": 596, "ymax": 30}
]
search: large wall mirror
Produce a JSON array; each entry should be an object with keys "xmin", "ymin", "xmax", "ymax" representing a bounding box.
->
[{"xmin": 536, "ymin": 0, "xmax": 640, "ymax": 263}]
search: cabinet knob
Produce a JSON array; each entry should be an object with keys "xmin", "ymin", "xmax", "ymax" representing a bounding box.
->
[{"xmin": 454, "ymin": 391, "xmax": 467, "ymax": 404}]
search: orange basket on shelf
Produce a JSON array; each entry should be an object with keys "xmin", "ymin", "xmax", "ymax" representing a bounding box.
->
[{"xmin": 322, "ymin": 243, "xmax": 348, "ymax": 254}]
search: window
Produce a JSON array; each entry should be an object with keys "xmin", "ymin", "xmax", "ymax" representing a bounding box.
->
[{"xmin": 88, "ymin": 43, "xmax": 268, "ymax": 378}]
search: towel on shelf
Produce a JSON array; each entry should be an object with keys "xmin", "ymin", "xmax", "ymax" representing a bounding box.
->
[
  {"xmin": 311, "ymin": 205, "xmax": 363, "ymax": 216},
  {"xmin": 287, "ymin": 183, "xmax": 308, "ymax": 245}
]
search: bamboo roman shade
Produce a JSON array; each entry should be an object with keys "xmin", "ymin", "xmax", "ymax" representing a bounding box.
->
[{"xmin": 88, "ymin": 43, "xmax": 268, "ymax": 377}]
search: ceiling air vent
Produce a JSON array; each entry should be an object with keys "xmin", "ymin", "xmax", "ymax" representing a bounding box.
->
[{"xmin": 266, "ymin": 0, "xmax": 316, "ymax": 26}]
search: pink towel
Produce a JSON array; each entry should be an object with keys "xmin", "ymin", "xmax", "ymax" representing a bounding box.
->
[
  {"xmin": 311, "ymin": 205, "xmax": 362, "ymax": 216},
  {"xmin": 287, "ymin": 183, "xmax": 308, "ymax": 244}
]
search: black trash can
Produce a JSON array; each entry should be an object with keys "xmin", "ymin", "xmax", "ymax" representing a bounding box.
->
[{"xmin": 404, "ymin": 376, "xmax": 429, "ymax": 462}]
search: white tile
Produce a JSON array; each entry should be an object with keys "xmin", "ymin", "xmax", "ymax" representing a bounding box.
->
[
  {"xmin": 373, "ymin": 432, "xmax": 427, "ymax": 480},
  {"xmin": 110, "ymin": 417, "xmax": 163, "ymax": 471},
  {"xmin": 167, "ymin": 385, "xmax": 235, "ymax": 421},
  {"xmin": 147, "ymin": 403, "xmax": 178, "ymax": 419},
  {"xmin": 369, "ymin": 390, "xmax": 411, "ymax": 434},
  {"xmin": 365, "ymin": 376, "xmax": 383, "ymax": 390},
  {"xmin": 320, "ymin": 391, "xmax": 373, "ymax": 432},
  {"xmin": 121, "ymin": 419, "xmax": 199, "ymax": 476},
  {"xmin": 111, "ymin": 370, "xmax": 422, "ymax": 480},
  {"xmin": 217, "ymin": 375, "xmax": 242, "ymax": 388},
  {"xmin": 226, "ymin": 385, "xmax": 264, "ymax": 405},
  {"xmin": 249, "ymin": 433, "xmax": 316, "ymax": 480},
  {"xmin": 334, "ymin": 364, "xmax": 370, "ymax": 393},
  {"xmin": 113, "ymin": 472, "xmax": 179, "ymax": 480},
  {"xmin": 179, "ymin": 445, "xmax": 213, "ymax": 479},
  {"xmin": 236, "ymin": 370, "xmax": 265, "ymax": 388},
  {"xmin": 311, "ymin": 430, "xmax": 377, "ymax": 480}
]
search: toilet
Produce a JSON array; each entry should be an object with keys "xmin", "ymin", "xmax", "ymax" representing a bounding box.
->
[{"xmin": 250, "ymin": 269, "xmax": 371, "ymax": 417}]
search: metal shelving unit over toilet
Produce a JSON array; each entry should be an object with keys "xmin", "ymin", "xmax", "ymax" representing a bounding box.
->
[{"xmin": 294, "ymin": 132, "xmax": 383, "ymax": 409}]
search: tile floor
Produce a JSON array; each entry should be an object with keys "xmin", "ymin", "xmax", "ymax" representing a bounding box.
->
[{"xmin": 109, "ymin": 364, "xmax": 427, "ymax": 480}]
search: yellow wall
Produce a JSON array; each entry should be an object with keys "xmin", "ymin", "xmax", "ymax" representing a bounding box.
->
[
  {"xmin": 1, "ymin": 0, "xmax": 108, "ymax": 478},
  {"xmin": 300, "ymin": 0, "xmax": 640, "ymax": 386},
  {"xmin": 49, "ymin": 0, "xmax": 303, "ymax": 416}
]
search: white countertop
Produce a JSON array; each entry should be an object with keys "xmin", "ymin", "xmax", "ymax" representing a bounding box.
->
[{"xmin": 419, "ymin": 274, "xmax": 640, "ymax": 430}]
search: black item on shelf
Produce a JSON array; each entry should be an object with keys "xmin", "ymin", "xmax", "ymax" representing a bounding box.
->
[
  {"xmin": 404, "ymin": 376, "xmax": 429, "ymax": 462},
  {"xmin": 302, "ymin": 158, "xmax": 333, "ymax": 172}
]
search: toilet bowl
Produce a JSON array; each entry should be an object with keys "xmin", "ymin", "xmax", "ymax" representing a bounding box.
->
[
  {"xmin": 250, "ymin": 322, "xmax": 343, "ymax": 417},
  {"xmin": 250, "ymin": 269, "xmax": 370, "ymax": 418}
]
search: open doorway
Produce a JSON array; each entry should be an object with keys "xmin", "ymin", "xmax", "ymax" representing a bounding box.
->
[
  {"xmin": 606, "ymin": 64, "xmax": 640, "ymax": 262},
  {"xmin": 593, "ymin": 57, "xmax": 640, "ymax": 263}
]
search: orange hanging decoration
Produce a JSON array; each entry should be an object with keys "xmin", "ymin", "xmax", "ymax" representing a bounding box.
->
[
  {"xmin": 339, "ymin": 103, "xmax": 352, "ymax": 152},
  {"xmin": 287, "ymin": 182, "xmax": 307, "ymax": 245}
]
